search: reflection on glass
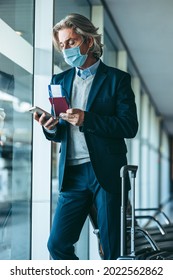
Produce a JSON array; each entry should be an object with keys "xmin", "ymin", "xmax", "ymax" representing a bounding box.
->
[
  {"xmin": 0, "ymin": 57, "xmax": 33, "ymax": 259},
  {"xmin": 0, "ymin": 0, "xmax": 34, "ymax": 45},
  {"xmin": 0, "ymin": 0, "xmax": 34, "ymax": 260},
  {"xmin": 0, "ymin": 57, "xmax": 33, "ymax": 260}
]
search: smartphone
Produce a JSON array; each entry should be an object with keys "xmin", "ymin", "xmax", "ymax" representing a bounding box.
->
[{"xmin": 29, "ymin": 106, "xmax": 57, "ymax": 120}]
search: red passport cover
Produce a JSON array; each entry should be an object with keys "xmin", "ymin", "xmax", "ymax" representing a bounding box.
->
[{"xmin": 49, "ymin": 97, "xmax": 69, "ymax": 116}]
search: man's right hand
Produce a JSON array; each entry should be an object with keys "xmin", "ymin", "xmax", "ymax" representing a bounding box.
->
[{"xmin": 34, "ymin": 112, "xmax": 59, "ymax": 130}]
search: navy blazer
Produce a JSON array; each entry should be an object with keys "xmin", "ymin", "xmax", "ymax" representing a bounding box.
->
[{"xmin": 44, "ymin": 61, "xmax": 138, "ymax": 193}]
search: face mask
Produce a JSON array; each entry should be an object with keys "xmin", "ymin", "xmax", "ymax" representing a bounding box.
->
[{"xmin": 62, "ymin": 42, "xmax": 88, "ymax": 67}]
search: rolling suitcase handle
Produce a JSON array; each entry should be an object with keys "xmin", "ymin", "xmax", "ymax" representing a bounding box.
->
[{"xmin": 120, "ymin": 165, "xmax": 138, "ymax": 259}]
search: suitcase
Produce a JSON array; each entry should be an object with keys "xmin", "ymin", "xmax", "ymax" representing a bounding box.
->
[
  {"xmin": 118, "ymin": 165, "xmax": 173, "ymax": 260},
  {"xmin": 118, "ymin": 165, "xmax": 167, "ymax": 260},
  {"xmin": 118, "ymin": 165, "xmax": 138, "ymax": 259},
  {"xmin": 89, "ymin": 164, "xmax": 140, "ymax": 260}
]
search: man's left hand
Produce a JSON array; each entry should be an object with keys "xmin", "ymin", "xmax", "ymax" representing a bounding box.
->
[{"xmin": 60, "ymin": 108, "xmax": 84, "ymax": 126}]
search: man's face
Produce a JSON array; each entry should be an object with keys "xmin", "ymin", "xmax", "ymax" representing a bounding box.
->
[{"xmin": 58, "ymin": 28, "xmax": 89, "ymax": 55}]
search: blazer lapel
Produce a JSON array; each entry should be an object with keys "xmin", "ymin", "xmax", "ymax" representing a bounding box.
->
[
  {"xmin": 86, "ymin": 61, "xmax": 107, "ymax": 111},
  {"xmin": 60, "ymin": 62, "xmax": 108, "ymax": 111}
]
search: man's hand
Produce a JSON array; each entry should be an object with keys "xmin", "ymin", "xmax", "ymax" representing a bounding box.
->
[
  {"xmin": 59, "ymin": 108, "xmax": 84, "ymax": 126},
  {"xmin": 34, "ymin": 112, "xmax": 59, "ymax": 130}
]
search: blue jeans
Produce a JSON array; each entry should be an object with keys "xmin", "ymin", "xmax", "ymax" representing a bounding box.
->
[{"xmin": 47, "ymin": 162, "xmax": 125, "ymax": 260}]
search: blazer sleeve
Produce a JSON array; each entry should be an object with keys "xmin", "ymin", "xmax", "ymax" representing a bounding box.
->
[{"xmin": 80, "ymin": 73, "xmax": 138, "ymax": 139}]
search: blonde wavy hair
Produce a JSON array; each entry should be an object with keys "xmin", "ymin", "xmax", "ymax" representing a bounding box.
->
[{"xmin": 53, "ymin": 13, "xmax": 103, "ymax": 59}]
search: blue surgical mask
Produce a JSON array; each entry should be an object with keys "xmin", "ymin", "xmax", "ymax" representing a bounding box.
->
[{"xmin": 62, "ymin": 42, "xmax": 88, "ymax": 67}]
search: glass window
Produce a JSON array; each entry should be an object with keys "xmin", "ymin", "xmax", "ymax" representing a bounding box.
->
[
  {"xmin": 160, "ymin": 131, "xmax": 170, "ymax": 204},
  {"xmin": 0, "ymin": 0, "xmax": 33, "ymax": 45},
  {"xmin": 149, "ymin": 107, "xmax": 160, "ymax": 207},
  {"xmin": 103, "ymin": 31, "xmax": 117, "ymax": 67},
  {"xmin": 140, "ymin": 93, "xmax": 150, "ymax": 208},
  {"xmin": 103, "ymin": 8, "xmax": 118, "ymax": 68},
  {"xmin": 0, "ymin": 0, "xmax": 34, "ymax": 260}
]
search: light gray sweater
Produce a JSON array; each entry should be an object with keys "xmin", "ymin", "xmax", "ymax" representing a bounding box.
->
[{"xmin": 66, "ymin": 73, "xmax": 94, "ymax": 165}]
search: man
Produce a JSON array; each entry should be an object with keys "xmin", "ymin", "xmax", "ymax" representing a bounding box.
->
[{"xmin": 34, "ymin": 13, "xmax": 138, "ymax": 260}]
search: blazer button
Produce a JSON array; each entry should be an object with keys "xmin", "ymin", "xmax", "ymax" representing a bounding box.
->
[{"xmin": 87, "ymin": 128, "xmax": 95, "ymax": 133}]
